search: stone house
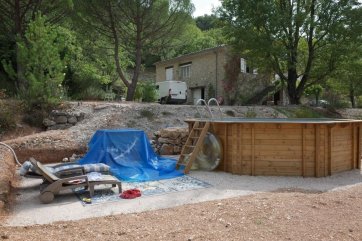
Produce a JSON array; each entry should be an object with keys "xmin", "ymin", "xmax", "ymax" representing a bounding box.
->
[{"xmin": 154, "ymin": 45, "xmax": 272, "ymax": 105}]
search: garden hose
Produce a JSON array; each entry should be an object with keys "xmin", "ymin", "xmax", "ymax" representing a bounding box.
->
[{"xmin": 0, "ymin": 142, "xmax": 22, "ymax": 166}]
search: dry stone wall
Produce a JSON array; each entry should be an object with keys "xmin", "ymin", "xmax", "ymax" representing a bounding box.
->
[
  {"xmin": 152, "ymin": 127, "xmax": 189, "ymax": 155},
  {"xmin": 43, "ymin": 110, "xmax": 85, "ymax": 130}
]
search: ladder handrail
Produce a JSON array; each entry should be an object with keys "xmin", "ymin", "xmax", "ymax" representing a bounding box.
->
[
  {"xmin": 207, "ymin": 98, "xmax": 223, "ymax": 119},
  {"xmin": 195, "ymin": 99, "xmax": 213, "ymax": 119}
]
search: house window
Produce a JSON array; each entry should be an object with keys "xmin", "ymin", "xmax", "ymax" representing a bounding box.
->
[
  {"xmin": 180, "ymin": 64, "xmax": 191, "ymax": 79},
  {"xmin": 165, "ymin": 66, "xmax": 173, "ymax": 80},
  {"xmin": 240, "ymin": 58, "xmax": 247, "ymax": 73}
]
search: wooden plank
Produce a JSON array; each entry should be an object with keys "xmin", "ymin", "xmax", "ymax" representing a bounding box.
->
[
  {"xmin": 359, "ymin": 124, "xmax": 362, "ymax": 169},
  {"xmin": 254, "ymin": 139, "xmax": 305, "ymax": 146},
  {"xmin": 324, "ymin": 127, "xmax": 328, "ymax": 176},
  {"xmin": 255, "ymin": 161, "xmax": 302, "ymax": 168},
  {"xmin": 315, "ymin": 125, "xmax": 320, "ymax": 177},
  {"xmin": 223, "ymin": 124, "xmax": 228, "ymax": 172},
  {"xmin": 239, "ymin": 124, "xmax": 243, "ymax": 174},
  {"xmin": 255, "ymin": 133, "xmax": 309, "ymax": 140},
  {"xmin": 255, "ymin": 155, "xmax": 306, "ymax": 162},
  {"xmin": 328, "ymin": 126, "xmax": 332, "ymax": 175},
  {"xmin": 253, "ymin": 145, "xmax": 302, "ymax": 151},
  {"xmin": 302, "ymin": 126, "xmax": 306, "ymax": 177},
  {"xmin": 352, "ymin": 124, "xmax": 356, "ymax": 169},
  {"xmin": 251, "ymin": 125, "xmax": 255, "ymax": 176}
]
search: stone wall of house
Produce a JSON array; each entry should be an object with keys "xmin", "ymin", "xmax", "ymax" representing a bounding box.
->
[
  {"xmin": 43, "ymin": 110, "xmax": 85, "ymax": 130},
  {"xmin": 155, "ymin": 46, "xmax": 228, "ymax": 104},
  {"xmin": 152, "ymin": 127, "xmax": 189, "ymax": 155}
]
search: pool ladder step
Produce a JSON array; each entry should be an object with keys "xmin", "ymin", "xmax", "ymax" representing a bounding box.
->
[{"xmin": 176, "ymin": 121, "xmax": 210, "ymax": 174}]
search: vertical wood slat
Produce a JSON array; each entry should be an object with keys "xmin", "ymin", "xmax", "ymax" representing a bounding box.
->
[
  {"xmin": 232, "ymin": 124, "xmax": 237, "ymax": 174},
  {"xmin": 315, "ymin": 125, "xmax": 320, "ymax": 177},
  {"xmin": 324, "ymin": 127, "xmax": 328, "ymax": 177},
  {"xmin": 224, "ymin": 124, "xmax": 228, "ymax": 172},
  {"xmin": 328, "ymin": 126, "xmax": 333, "ymax": 175},
  {"xmin": 239, "ymin": 124, "xmax": 243, "ymax": 174},
  {"xmin": 251, "ymin": 125, "xmax": 255, "ymax": 176},
  {"xmin": 359, "ymin": 124, "xmax": 362, "ymax": 170},
  {"xmin": 352, "ymin": 124, "xmax": 356, "ymax": 169},
  {"xmin": 302, "ymin": 126, "xmax": 306, "ymax": 177},
  {"xmin": 236, "ymin": 124, "xmax": 241, "ymax": 174}
]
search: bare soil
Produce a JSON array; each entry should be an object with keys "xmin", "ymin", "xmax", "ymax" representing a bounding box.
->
[
  {"xmin": 0, "ymin": 184, "xmax": 361, "ymax": 240},
  {"xmin": 1, "ymin": 101, "xmax": 362, "ymax": 239}
]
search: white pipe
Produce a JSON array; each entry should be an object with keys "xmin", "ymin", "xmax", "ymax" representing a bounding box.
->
[{"xmin": 0, "ymin": 142, "xmax": 22, "ymax": 166}]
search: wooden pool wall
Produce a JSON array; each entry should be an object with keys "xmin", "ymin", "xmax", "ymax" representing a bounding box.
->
[{"xmin": 187, "ymin": 121, "xmax": 362, "ymax": 177}]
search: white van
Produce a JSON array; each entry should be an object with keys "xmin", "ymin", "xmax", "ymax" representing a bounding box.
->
[{"xmin": 156, "ymin": 81, "xmax": 187, "ymax": 104}]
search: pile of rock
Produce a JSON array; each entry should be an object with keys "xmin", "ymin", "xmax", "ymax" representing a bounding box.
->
[
  {"xmin": 43, "ymin": 110, "xmax": 85, "ymax": 130},
  {"xmin": 152, "ymin": 127, "xmax": 189, "ymax": 155}
]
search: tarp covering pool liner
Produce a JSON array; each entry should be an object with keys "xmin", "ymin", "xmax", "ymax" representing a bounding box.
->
[{"xmin": 78, "ymin": 129, "xmax": 184, "ymax": 182}]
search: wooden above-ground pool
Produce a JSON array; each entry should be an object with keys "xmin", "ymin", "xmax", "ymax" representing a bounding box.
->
[{"xmin": 185, "ymin": 118, "xmax": 362, "ymax": 177}]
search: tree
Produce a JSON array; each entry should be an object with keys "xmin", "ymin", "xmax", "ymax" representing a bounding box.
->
[
  {"xmin": 195, "ymin": 14, "xmax": 219, "ymax": 31},
  {"xmin": 75, "ymin": 0, "xmax": 193, "ymax": 101},
  {"xmin": 304, "ymin": 84, "xmax": 323, "ymax": 106},
  {"xmin": 16, "ymin": 14, "xmax": 67, "ymax": 108},
  {"xmin": 219, "ymin": 0, "xmax": 361, "ymax": 104},
  {"xmin": 0, "ymin": 0, "xmax": 73, "ymax": 95}
]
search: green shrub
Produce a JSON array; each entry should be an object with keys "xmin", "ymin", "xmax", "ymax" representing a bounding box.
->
[
  {"xmin": 76, "ymin": 86, "xmax": 106, "ymax": 101},
  {"xmin": 244, "ymin": 107, "xmax": 257, "ymax": 118},
  {"xmin": 293, "ymin": 107, "xmax": 323, "ymax": 118},
  {"xmin": 0, "ymin": 109, "xmax": 15, "ymax": 132},
  {"xmin": 141, "ymin": 81, "xmax": 157, "ymax": 102},
  {"xmin": 225, "ymin": 110, "xmax": 235, "ymax": 117},
  {"xmin": 134, "ymin": 85, "xmax": 143, "ymax": 101},
  {"xmin": 22, "ymin": 108, "xmax": 48, "ymax": 128}
]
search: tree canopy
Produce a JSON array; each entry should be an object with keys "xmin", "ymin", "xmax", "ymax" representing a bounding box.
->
[{"xmin": 219, "ymin": 0, "xmax": 362, "ymax": 104}]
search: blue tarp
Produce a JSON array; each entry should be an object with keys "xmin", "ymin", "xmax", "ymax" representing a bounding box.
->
[{"xmin": 78, "ymin": 129, "xmax": 184, "ymax": 182}]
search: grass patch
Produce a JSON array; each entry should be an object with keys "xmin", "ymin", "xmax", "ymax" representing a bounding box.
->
[
  {"xmin": 161, "ymin": 111, "xmax": 172, "ymax": 116},
  {"xmin": 126, "ymin": 120, "xmax": 137, "ymax": 128},
  {"xmin": 138, "ymin": 109, "xmax": 155, "ymax": 120},
  {"xmin": 273, "ymin": 106, "xmax": 326, "ymax": 118}
]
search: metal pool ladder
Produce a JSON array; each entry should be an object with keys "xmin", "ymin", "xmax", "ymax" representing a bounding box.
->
[
  {"xmin": 195, "ymin": 98, "xmax": 223, "ymax": 119},
  {"xmin": 176, "ymin": 98, "xmax": 223, "ymax": 174}
]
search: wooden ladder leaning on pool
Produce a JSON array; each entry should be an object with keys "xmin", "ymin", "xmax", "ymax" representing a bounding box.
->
[{"xmin": 176, "ymin": 121, "xmax": 210, "ymax": 174}]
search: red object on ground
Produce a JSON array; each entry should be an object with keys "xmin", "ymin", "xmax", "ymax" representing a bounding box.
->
[{"xmin": 120, "ymin": 189, "xmax": 142, "ymax": 199}]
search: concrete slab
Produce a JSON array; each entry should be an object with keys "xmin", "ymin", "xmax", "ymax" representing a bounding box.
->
[{"xmin": 6, "ymin": 170, "xmax": 362, "ymax": 226}]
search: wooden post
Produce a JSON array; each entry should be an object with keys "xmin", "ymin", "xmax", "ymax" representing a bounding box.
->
[
  {"xmin": 315, "ymin": 125, "xmax": 320, "ymax": 177},
  {"xmin": 251, "ymin": 124, "xmax": 255, "ymax": 176}
]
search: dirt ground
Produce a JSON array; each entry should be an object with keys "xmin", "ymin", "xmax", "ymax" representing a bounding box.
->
[
  {"xmin": 0, "ymin": 184, "xmax": 361, "ymax": 240},
  {"xmin": 1, "ymin": 101, "xmax": 362, "ymax": 240}
]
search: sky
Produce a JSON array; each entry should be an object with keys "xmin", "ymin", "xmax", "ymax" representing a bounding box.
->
[{"xmin": 191, "ymin": 0, "xmax": 221, "ymax": 17}]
